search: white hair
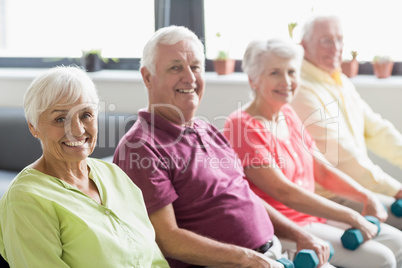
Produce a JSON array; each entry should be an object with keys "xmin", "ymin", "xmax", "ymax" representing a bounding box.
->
[
  {"xmin": 140, "ymin": 25, "xmax": 205, "ymax": 75},
  {"xmin": 301, "ymin": 15, "xmax": 341, "ymax": 43},
  {"xmin": 24, "ymin": 66, "xmax": 99, "ymax": 129},
  {"xmin": 242, "ymin": 38, "xmax": 304, "ymax": 83}
]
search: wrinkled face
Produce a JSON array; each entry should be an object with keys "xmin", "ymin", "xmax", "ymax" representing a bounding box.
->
[
  {"xmin": 142, "ymin": 40, "xmax": 205, "ymax": 125},
  {"xmin": 29, "ymin": 95, "xmax": 98, "ymax": 163},
  {"xmin": 251, "ymin": 53, "xmax": 300, "ymax": 111},
  {"xmin": 302, "ymin": 18, "xmax": 343, "ymax": 73}
]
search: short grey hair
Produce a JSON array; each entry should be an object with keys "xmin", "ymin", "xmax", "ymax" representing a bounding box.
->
[
  {"xmin": 301, "ymin": 15, "xmax": 341, "ymax": 43},
  {"xmin": 242, "ymin": 38, "xmax": 304, "ymax": 83},
  {"xmin": 140, "ymin": 25, "xmax": 205, "ymax": 75},
  {"xmin": 24, "ymin": 66, "xmax": 99, "ymax": 129}
]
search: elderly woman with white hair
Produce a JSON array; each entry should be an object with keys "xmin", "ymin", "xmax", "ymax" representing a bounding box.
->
[
  {"xmin": 224, "ymin": 38, "xmax": 402, "ymax": 268},
  {"xmin": 0, "ymin": 66, "xmax": 169, "ymax": 267}
]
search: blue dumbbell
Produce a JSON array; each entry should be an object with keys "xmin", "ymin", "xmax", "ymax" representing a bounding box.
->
[
  {"xmin": 277, "ymin": 257, "xmax": 294, "ymax": 268},
  {"xmin": 294, "ymin": 241, "xmax": 334, "ymax": 268},
  {"xmin": 391, "ymin": 199, "xmax": 402, "ymax": 217},
  {"xmin": 277, "ymin": 241, "xmax": 334, "ymax": 268},
  {"xmin": 341, "ymin": 215, "xmax": 381, "ymax": 250}
]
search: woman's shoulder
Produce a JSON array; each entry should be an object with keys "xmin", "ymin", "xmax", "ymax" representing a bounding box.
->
[
  {"xmin": 87, "ymin": 158, "xmax": 125, "ymax": 178},
  {"xmin": 226, "ymin": 109, "xmax": 261, "ymax": 128},
  {"xmin": 87, "ymin": 158, "xmax": 143, "ymax": 200},
  {"xmin": 227, "ymin": 109, "xmax": 249, "ymax": 120},
  {"xmin": 0, "ymin": 167, "xmax": 56, "ymax": 206},
  {"xmin": 281, "ymin": 104, "xmax": 297, "ymax": 116},
  {"xmin": 282, "ymin": 104, "xmax": 304, "ymax": 124},
  {"xmin": 87, "ymin": 157, "xmax": 113, "ymax": 167},
  {"xmin": 87, "ymin": 158, "xmax": 135, "ymax": 185},
  {"xmin": 7, "ymin": 167, "xmax": 47, "ymax": 188}
]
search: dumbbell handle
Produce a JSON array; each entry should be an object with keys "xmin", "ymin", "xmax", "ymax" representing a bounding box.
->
[
  {"xmin": 277, "ymin": 258, "xmax": 294, "ymax": 268},
  {"xmin": 278, "ymin": 242, "xmax": 334, "ymax": 268},
  {"xmin": 391, "ymin": 199, "xmax": 402, "ymax": 217},
  {"xmin": 341, "ymin": 215, "xmax": 381, "ymax": 250}
]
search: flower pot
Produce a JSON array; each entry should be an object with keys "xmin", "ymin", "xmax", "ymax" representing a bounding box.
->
[
  {"xmin": 213, "ymin": 59, "xmax": 235, "ymax": 75},
  {"xmin": 341, "ymin": 59, "xmax": 359, "ymax": 78},
  {"xmin": 372, "ymin": 61, "xmax": 394, "ymax": 79},
  {"xmin": 83, "ymin": 54, "xmax": 103, "ymax": 72}
]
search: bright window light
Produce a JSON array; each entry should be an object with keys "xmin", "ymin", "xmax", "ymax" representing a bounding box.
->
[
  {"xmin": 0, "ymin": 0, "xmax": 154, "ymax": 58},
  {"xmin": 204, "ymin": 0, "xmax": 402, "ymax": 62}
]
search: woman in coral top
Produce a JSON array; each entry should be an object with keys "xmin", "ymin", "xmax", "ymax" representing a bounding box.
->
[{"xmin": 224, "ymin": 38, "xmax": 402, "ymax": 268}]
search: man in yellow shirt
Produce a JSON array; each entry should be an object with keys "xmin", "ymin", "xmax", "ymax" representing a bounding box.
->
[{"xmin": 291, "ymin": 15, "xmax": 402, "ymax": 229}]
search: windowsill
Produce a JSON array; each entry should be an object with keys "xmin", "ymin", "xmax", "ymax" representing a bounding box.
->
[
  {"xmin": 348, "ymin": 75, "xmax": 402, "ymax": 89},
  {"xmin": 0, "ymin": 68, "xmax": 401, "ymax": 88},
  {"xmin": 0, "ymin": 68, "xmax": 143, "ymax": 82},
  {"xmin": 0, "ymin": 68, "xmax": 249, "ymax": 84}
]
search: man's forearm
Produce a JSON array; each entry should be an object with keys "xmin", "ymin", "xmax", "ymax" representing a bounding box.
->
[{"xmin": 149, "ymin": 204, "xmax": 273, "ymax": 267}]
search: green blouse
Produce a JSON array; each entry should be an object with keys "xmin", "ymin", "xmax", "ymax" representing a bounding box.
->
[{"xmin": 0, "ymin": 158, "xmax": 168, "ymax": 268}]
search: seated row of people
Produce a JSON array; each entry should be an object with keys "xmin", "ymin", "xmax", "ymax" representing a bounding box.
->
[{"xmin": 1, "ymin": 15, "xmax": 402, "ymax": 268}]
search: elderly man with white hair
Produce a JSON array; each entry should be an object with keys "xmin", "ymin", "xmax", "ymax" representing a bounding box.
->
[
  {"xmin": 291, "ymin": 15, "xmax": 402, "ymax": 234},
  {"xmin": 113, "ymin": 25, "xmax": 336, "ymax": 268}
]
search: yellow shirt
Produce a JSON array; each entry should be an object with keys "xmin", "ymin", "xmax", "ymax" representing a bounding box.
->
[
  {"xmin": 0, "ymin": 158, "xmax": 169, "ymax": 268},
  {"xmin": 291, "ymin": 60, "xmax": 402, "ymax": 198}
]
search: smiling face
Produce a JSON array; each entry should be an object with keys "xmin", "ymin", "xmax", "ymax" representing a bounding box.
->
[
  {"xmin": 141, "ymin": 39, "xmax": 205, "ymax": 125},
  {"xmin": 29, "ymin": 95, "xmax": 98, "ymax": 164},
  {"xmin": 251, "ymin": 53, "xmax": 300, "ymax": 112},
  {"xmin": 302, "ymin": 18, "xmax": 343, "ymax": 73}
]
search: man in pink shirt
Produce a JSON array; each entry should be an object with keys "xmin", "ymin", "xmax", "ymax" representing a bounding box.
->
[{"xmin": 114, "ymin": 25, "xmax": 331, "ymax": 268}]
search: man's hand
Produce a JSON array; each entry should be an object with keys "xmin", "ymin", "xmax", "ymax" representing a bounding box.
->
[
  {"xmin": 295, "ymin": 235, "xmax": 331, "ymax": 268},
  {"xmin": 238, "ymin": 249, "xmax": 284, "ymax": 268}
]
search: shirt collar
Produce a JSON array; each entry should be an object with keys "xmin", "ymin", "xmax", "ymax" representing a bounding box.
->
[
  {"xmin": 302, "ymin": 59, "xmax": 343, "ymax": 86},
  {"xmin": 138, "ymin": 109, "xmax": 196, "ymax": 137},
  {"xmin": 330, "ymin": 70, "xmax": 343, "ymax": 86}
]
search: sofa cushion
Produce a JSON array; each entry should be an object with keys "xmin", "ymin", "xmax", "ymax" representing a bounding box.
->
[
  {"xmin": 0, "ymin": 170, "xmax": 17, "ymax": 197},
  {"xmin": 91, "ymin": 112, "xmax": 137, "ymax": 159},
  {"xmin": 0, "ymin": 108, "xmax": 136, "ymax": 172},
  {"xmin": 0, "ymin": 108, "xmax": 42, "ymax": 171}
]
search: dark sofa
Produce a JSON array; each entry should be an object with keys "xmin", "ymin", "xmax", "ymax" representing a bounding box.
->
[{"xmin": 0, "ymin": 107, "xmax": 136, "ymax": 197}]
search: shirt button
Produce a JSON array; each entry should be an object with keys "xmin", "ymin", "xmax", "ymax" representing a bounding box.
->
[
  {"xmin": 293, "ymin": 153, "xmax": 298, "ymax": 158},
  {"xmin": 285, "ymin": 140, "xmax": 290, "ymax": 145},
  {"xmin": 105, "ymin": 210, "xmax": 111, "ymax": 215}
]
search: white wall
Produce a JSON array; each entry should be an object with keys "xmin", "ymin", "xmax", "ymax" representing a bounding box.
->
[{"xmin": 1, "ymin": 69, "xmax": 402, "ymax": 179}]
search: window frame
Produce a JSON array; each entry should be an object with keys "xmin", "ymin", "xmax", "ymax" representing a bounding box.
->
[{"xmin": 0, "ymin": 0, "xmax": 400, "ymax": 75}]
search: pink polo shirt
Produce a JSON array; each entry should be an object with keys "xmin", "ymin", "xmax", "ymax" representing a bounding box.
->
[
  {"xmin": 114, "ymin": 109, "xmax": 274, "ymax": 268},
  {"xmin": 224, "ymin": 104, "xmax": 325, "ymax": 226}
]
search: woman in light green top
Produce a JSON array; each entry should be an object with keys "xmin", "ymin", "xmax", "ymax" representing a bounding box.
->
[{"xmin": 0, "ymin": 66, "xmax": 169, "ymax": 268}]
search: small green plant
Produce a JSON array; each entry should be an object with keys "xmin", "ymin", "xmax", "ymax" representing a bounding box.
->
[
  {"xmin": 351, "ymin": 51, "xmax": 358, "ymax": 60},
  {"xmin": 82, "ymin": 49, "xmax": 119, "ymax": 63},
  {"xmin": 215, "ymin": 32, "xmax": 230, "ymax": 60},
  {"xmin": 373, "ymin": 55, "xmax": 391, "ymax": 63},
  {"xmin": 343, "ymin": 51, "xmax": 358, "ymax": 61},
  {"xmin": 288, "ymin": 22, "xmax": 298, "ymax": 39}
]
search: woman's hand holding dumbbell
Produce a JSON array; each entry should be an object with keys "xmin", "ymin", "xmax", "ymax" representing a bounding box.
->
[{"xmin": 361, "ymin": 192, "xmax": 388, "ymax": 222}]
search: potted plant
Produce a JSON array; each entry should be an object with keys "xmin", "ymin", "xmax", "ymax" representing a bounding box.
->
[
  {"xmin": 341, "ymin": 51, "xmax": 359, "ymax": 78},
  {"xmin": 82, "ymin": 49, "xmax": 119, "ymax": 72},
  {"xmin": 213, "ymin": 33, "xmax": 235, "ymax": 75},
  {"xmin": 372, "ymin": 55, "xmax": 394, "ymax": 79},
  {"xmin": 288, "ymin": 22, "xmax": 298, "ymax": 40}
]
